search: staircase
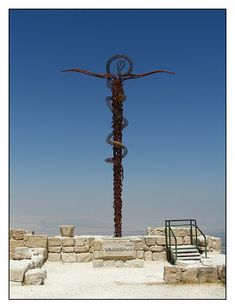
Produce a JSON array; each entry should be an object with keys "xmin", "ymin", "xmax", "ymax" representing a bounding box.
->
[
  {"xmin": 165, "ymin": 219, "xmax": 207, "ymax": 265},
  {"xmin": 172, "ymin": 245, "xmax": 201, "ymax": 262}
]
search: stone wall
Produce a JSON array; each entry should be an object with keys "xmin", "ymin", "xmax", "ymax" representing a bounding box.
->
[
  {"xmin": 10, "ymin": 227, "xmax": 222, "ymax": 263},
  {"xmin": 164, "ymin": 264, "xmax": 226, "ymax": 284},
  {"xmin": 10, "ymin": 229, "xmax": 48, "ymax": 260}
]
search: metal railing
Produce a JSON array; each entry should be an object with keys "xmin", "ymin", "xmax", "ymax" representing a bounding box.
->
[{"xmin": 165, "ymin": 219, "xmax": 207, "ymax": 264}]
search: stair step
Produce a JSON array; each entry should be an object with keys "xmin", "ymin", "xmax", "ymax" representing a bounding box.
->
[
  {"xmin": 172, "ymin": 248, "xmax": 198, "ymax": 253},
  {"xmin": 174, "ymin": 252, "xmax": 201, "ymax": 257},
  {"xmin": 177, "ymin": 256, "xmax": 201, "ymax": 260},
  {"xmin": 172, "ymin": 245, "xmax": 196, "ymax": 249}
]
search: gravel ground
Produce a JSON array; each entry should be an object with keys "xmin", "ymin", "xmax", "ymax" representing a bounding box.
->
[{"xmin": 10, "ymin": 261, "xmax": 225, "ymax": 299}]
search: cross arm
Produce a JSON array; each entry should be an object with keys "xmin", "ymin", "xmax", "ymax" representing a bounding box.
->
[
  {"xmin": 123, "ymin": 69, "xmax": 175, "ymax": 80},
  {"xmin": 62, "ymin": 67, "xmax": 111, "ymax": 79}
]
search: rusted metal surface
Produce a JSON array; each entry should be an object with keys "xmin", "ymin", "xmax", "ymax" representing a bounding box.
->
[{"xmin": 62, "ymin": 54, "xmax": 175, "ymax": 237}]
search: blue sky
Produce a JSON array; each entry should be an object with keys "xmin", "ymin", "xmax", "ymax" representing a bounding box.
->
[{"xmin": 10, "ymin": 9, "xmax": 225, "ymax": 236}]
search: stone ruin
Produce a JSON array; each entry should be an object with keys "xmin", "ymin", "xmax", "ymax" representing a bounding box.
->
[{"xmin": 9, "ymin": 226, "xmax": 225, "ymax": 285}]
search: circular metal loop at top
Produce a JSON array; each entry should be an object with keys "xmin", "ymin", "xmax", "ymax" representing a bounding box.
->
[{"xmin": 106, "ymin": 54, "xmax": 133, "ymax": 77}]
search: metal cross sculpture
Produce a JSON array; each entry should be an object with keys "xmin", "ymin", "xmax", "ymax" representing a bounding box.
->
[{"xmin": 63, "ymin": 54, "xmax": 175, "ymax": 237}]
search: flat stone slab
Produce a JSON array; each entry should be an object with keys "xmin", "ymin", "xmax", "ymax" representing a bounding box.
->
[{"xmin": 101, "ymin": 239, "xmax": 135, "ymax": 260}]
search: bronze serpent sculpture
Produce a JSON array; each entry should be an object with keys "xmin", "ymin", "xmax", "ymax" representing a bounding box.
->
[{"xmin": 62, "ymin": 54, "xmax": 175, "ymax": 237}]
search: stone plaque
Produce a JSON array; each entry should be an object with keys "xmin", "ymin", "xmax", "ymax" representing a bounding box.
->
[{"xmin": 101, "ymin": 239, "xmax": 135, "ymax": 260}]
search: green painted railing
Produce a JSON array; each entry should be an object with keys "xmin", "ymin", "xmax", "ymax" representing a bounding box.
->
[{"xmin": 165, "ymin": 219, "xmax": 207, "ymax": 264}]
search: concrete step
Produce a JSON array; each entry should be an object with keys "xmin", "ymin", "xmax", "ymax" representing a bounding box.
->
[
  {"xmin": 177, "ymin": 256, "xmax": 201, "ymax": 260},
  {"xmin": 172, "ymin": 249, "xmax": 198, "ymax": 253}
]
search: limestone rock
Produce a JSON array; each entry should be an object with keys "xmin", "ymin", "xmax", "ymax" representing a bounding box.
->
[
  {"xmin": 145, "ymin": 236, "xmax": 156, "ymax": 246},
  {"xmin": 149, "ymin": 245, "xmax": 164, "ymax": 252},
  {"xmin": 164, "ymin": 266, "xmax": 181, "ymax": 284},
  {"xmin": 24, "ymin": 268, "xmax": 47, "ymax": 285},
  {"xmin": 217, "ymin": 265, "xmax": 226, "ymax": 282},
  {"xmin": 61, "ymin": 252, "xmax": 76, "ymax": 263},
  {"xmin": 152, "ymin": 251, "xmax": 166, "ymax": 261},
  {"xmin": 124, "ymin": 259, "xmax": 144, "ymax": 268},
  {"xmin": 103, "ymin": 260, "xmax": 115, "ymax": 267},
  {"xmin": 147, "ymin": 227, "xmax": 165, "ymax": 236},
  {"xmin": 76, "ymin": 252, "xmax": 92, "ymax": 262},
  {"xmin": 61, "ymin": 237, "xmax": 74, "ymax": 247},
  {"xmin": 10, "ymin": 239, "xmax": 25, "ymax": 252},
  {"xmin": 136, "ymin": 250, "xmax": 144, "ymax": 259},
  {"xmin": 62, "ymin": 246, "xmax": 75, "ymax": 253},
  {"xmin": 172, "ymin": 228, "xmax": 188, "ymax": 237},
  {"xmin": 93, "ymin": 240, "xmax": 102, "ymax": 251},
  {"xmin": 24, "ymin": 235, "xmax": 48, "ymax": 248},
  {"xmin": 180, "ymin": 267, "xmax": 198, "ymax": 283},
  {"xmin": 12, "ymin": 229, "xmax": 32, "ymax": 240},
  {"xmin": 144, "ymin": 251, "xmax": 152, "ymax": 261},
  {"xmin": 48, "ymin": 246, "xmax": 62, "ymax": 253},
  {"xmin": 74, "ymin": 245, "xmax": 89, "ymax": 253},
  {"xmin": 93, "ymin": 251, "xmax": 103, "ymax": 259},
  {"xmin": 156, "ymin": 236, "xmax": 166, "ymax": 246},
  {"xmin": 115, "ymin": 260, "xmax": 124, "ymax": 267},
  {"xmin": 48, "ymin": 237, "xmax": 62, "ymax": 246},
  {"xmin": 183, "ymin": 236, "xmax": 191, "ymax": 245},
  {"xmin": 29, "ymin": 248, "xmax": 48, "ymax": 261},
  {"xmin": 93, "ymin": 259, "xmax": 104, "ymax": 267},
  {"xmin": 198, "ymin": 266, "xmax": 218, "ymax": 283},
  {"xmin": 13, "ymin": 247, "xmax": 31, "ymax": 260},
  {"xmin": 48, "ymin": 253, "xmax": 61, "ymax": 262},
  {"xmin": 31, "ymin": 255, "xmax": 44, "ymax": 268},
  {"xmin": 87, "ymin": 237, "xmax": 95, "ymax": 247},
  {"xmin": 60, "ymin": 225, "xmax": 75, "ymax": 237},
  {"xmin": 74, "ymin": 237, "xmax": 87, "ymax": 246},
  {"xmin": 133, "ymin": 240, "xmax": 144, "ymax": 250},
  {"xmin": 10, "ymin": 260, "xmax": 30, "ymax": 282}
]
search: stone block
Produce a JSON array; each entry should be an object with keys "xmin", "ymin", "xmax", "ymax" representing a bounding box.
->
[
  {"xmin": 10, "ymin": 239, "xmax": 25, "ymax": 252},
  {"xmin": 48, "ymin": 253, "xmax": 61, "ymax": 262},
  {"xmin": 164, "ymin": 266, "xmax": 181, "ymax": 284},
  {"xmin": 74, "ymin": 245, "xmax": 89, "ymax": 253},
  {"xmin": 24, "ymin": 268, "xmax": 47, "ymax": 285},
  {"xmin": 24, "ymin": 235, "xmax": 48, "ymax": 248},
  {"xmin": 93, "ymin": 251, "xmax": 103, "ymax": 259},
  {"xmin": 132, "ymin": 239, "xmax": 145, "ymax": 250},
  {"xmin": 115, "ymin": 260, "xmax": 124, "ymax": 267},
  {"xmin": 48, "ymin": 237, "xmax": 62, "ymax": 246},
  {"xmin": 217, "ymin": 265, "xmax": 226, "ymax": 282},
  {"xmin": 12, "ymin": 229, "xmax": 32, "ymax": 240},
  {"xmin": 147, "ymin": 227, "xmax": 165, "ymax": 236},
  {"xmin": 149, "ymin": 245, "xmax": 164, "ymax": 252},
  {"xmin": 124, "ymin": 259, "xmax": 144, "ymax": 268},
  {"xmin": 62, "ymin": 246, "xmax": 75, "ymax": 253},
  {"xmin": 93, "ymin": 259, "xmax": 104, "ymax": 267},
  {"xmin": 183, "ymin": 236, "xmax": 191, "ymax": 245},
  {"xmin": 93, "ymin": 240, "xmax": 102, "ymax": 251},
  {"xmin": 152, "ymin": 252, "xmax": 166, "ymax": 261},
  {"xmin": 89, "ymin": 247, "xmax": 94, "ymax": 253},
  {"xmin": 143, "ymin": 244, "xmax": 150, "ymax": 251},
  {"xmin": 198, "ymin": 266, "xmax": 218, "ymax": 283},
  {"xmin": 136, "ymin": 250, "xmax": 144, "ymax": 259},
  {"xmin": 31, "ymin": 255, "xmax": 44, "ymax": 268},
  {"xmin": 87, "ymin": 237, "xmax": 95, "ymax": 247},
  {"xmin": 76, "ymin": 252, "xmax": 92, "ymax": 262},
  {"xmin": 60, "ymin": 225, "xmax": 75, "ymax": 237},
  {"xmin": 145, "ymin": 236, "xmax": 156, "ymax": 246},
  {"xmin": 207, "ymin": 236, "xmax": 222, "ymax": 252},
  {"xmin": 61, "ymin": 237, "xmax": 74, "ymax": 247},
  {"xmin": 29, "ymin": 248, "xmax": 48, "ymax": 261},
  {"xmin": 176, "ymin": 237, "xmax": 184, "ymax": 245},
  {"xmin": 180, "ymin": 267, "xmax": 198, "ymax": 283},
  {"xmin": 74, "ymin": 236, "xmax": 87, "ymax": 246},
  {"xmin": 103, "ymin": 260, "xmax": 115, "ymax": 267},
  {"xmin": 61, "ymin": 252, "xmax": 77, "ymax": 263},
  {"xmin": 172, "ymin": 228, "xmax": 188, "ymax": 237},
  {"xmin": 13, "ymin": 247, "xmax": 31, "ymax": 260},
  {"xmin": 10, "ymin": 260, "xmax": 30, "ymax": 282},
  {"xmin": 144, "ymin": 251, "xmax": 152, "ymax": 261},
  {"xmin": 156, "ymin": 236, "xmax": 166, "ymax": 246},
  {"xmin": 48, "ymin": 246, "xmax": 62, "ymax": 253}
]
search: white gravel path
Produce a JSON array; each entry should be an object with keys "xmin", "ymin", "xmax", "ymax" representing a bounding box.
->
[{"xmin": 10, "ymin": 261, "xmax": 225, "ymax": 299}]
